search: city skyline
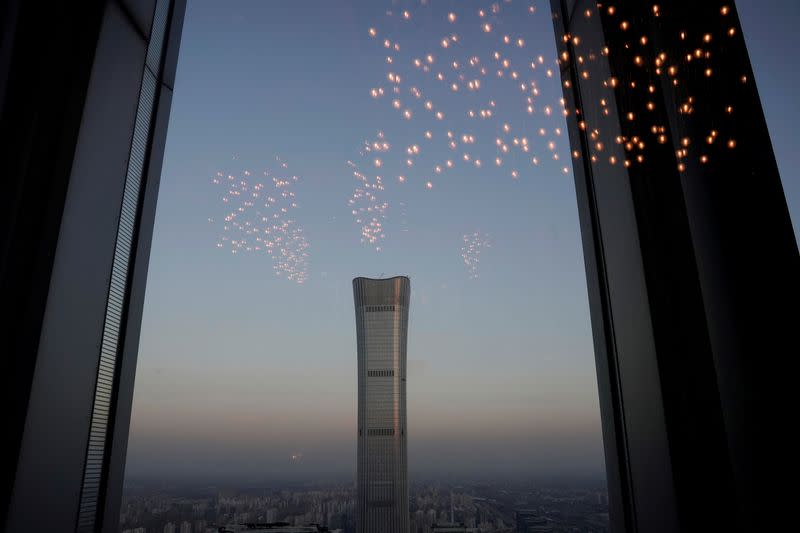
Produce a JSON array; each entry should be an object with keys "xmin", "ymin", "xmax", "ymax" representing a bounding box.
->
[
  {"xmin": 2, "ymin": 0, "xmax": 793, "ymax": 531},
  {"xmin": 118, "ymin": 479, "xmax": 609, "ymax": 533}
]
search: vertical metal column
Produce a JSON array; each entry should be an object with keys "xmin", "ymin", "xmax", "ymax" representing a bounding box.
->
[
  {"xmin": 2, "ymin": 0, "xmax": 186, "ymax": 531},
  {"xmin": 76, "ymin": 1, "xmax": 173, "ymax": 531}
]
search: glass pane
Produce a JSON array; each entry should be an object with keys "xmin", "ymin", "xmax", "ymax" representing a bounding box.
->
[{"xmin": 121, "ymin": 2, "xmax": 607, "ymax": 532}]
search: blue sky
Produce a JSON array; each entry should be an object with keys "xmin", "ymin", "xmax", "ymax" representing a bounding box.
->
[{"xmin": 124, "ymin": 0, "xmax": 799, "ymax": 484}]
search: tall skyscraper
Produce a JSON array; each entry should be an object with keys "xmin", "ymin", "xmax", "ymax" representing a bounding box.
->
[{"xmin": 353, "ymin": 276, "xmax": 411, "ymax": 533}]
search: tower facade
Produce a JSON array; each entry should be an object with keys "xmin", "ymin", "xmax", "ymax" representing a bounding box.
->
[{"xmin": 353, "ymin": 276, "xmax": 410, "ymax": 533}]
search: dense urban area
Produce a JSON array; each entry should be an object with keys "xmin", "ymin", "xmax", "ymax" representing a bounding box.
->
[{"xmin": 120, "ymin": 480, "xmax": 609, "ymax": 533}]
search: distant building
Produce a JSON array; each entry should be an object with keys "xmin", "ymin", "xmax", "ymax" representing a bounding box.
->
[
  {"xmin": 514, "ymin": 509, "xmax": 554, "ymax": 532},
  {"xmin": 431, "ymin": 523, "xmax": 480, "ymax": 532},
  {"xmin": 217, "ymin": 524, "xmax": 329, "ymax": 532},
  {"xmin": 353, "ymin": 276, "xmax": 411, "ymax": 533}
]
